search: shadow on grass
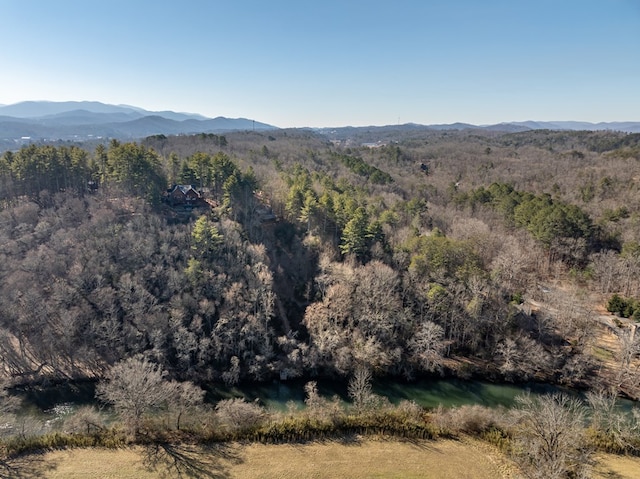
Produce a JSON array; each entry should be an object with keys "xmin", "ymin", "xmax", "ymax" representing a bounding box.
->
[
  {"xmin": 334, "ymin": 433, "xmax": 362, "ymax": 446},
  {"xmin": 141, "ymin": 442, "xmax": 243, "ymax": 479},
  {"xmin": 597, "ymin": 472, "xmax": 624, "ymax": 479},
  {"xmin": 0, "ymin": 453, "xmax": 58, "ymax": 479}
]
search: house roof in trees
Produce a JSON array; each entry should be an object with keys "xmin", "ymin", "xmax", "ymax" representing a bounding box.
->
[{"xmin": 168, "ymin": 184, "xmax": 200, "ymax": 197}]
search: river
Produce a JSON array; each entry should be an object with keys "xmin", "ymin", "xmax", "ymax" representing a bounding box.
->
[
  {"xmin": 15, "ymin": 377, "xmax": 637, "ymax": 421},
  {"xmin": 198, "ymin": 377, "xmax": 631, "ymax": 411}
]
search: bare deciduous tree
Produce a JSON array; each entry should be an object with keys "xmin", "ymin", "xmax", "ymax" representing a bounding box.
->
[
  {"xmin": 495, "ymin": 338, "xmax": 520, "ymax": 380},
  {"xmin": 303, "ymin": 381, "xmax": 342, "ymax": 422},
  {"xmin": 511, "ymin": 393, "xmax": 591, "ymax": 479},
  {"xmin": 61, "ymin": 405, "xmax": 105, "ymax": 435},
  {"xmin": 590, "ymin": 250, "xmax": 620, "ymax": 294},
  {"xmin": 348, "ymin": 367, "xmax": 384, "ymax": 414},
  {"xmin": 214, "ymin": 398, "xmax": 265, "ymax": 434},
  {"xmin": 409, "ymin": 320, "xmax": 445, "ymax": 373},
  {"xmin": 615, "ymin": 325, "xmax": 640, "ymax": 398},
  {"xmin": 221, "ymin": 356, "xmax": 241, "ymax": 386},
  {"xmin": 169, "ymin": 380, "xmax": 206, "ymax": 431},
  {"xmin": 495, "ymin": 334, "xmax": 551, "ymax": 382},
  {"xmin": 96, "ymin": 355, "xmax": 174, "ymax": 434},
  {"xmin": 586, "ymin": 388, "xmax": 640, "ymax": 452}
]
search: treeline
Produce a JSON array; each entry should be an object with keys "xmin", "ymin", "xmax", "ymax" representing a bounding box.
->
[
  {"xmin": 0, "ymin": 141, "xmax": 167, "ymax": 204},
  {"xmin": 0, "ymin": 144, "xmax": 92, "ymax": 200}
]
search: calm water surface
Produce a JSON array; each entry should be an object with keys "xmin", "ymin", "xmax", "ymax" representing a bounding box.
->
[
  {"xmin": 17, "ymin": 377, "xmax": 637, "ymax": 419},
  {"xmin": 207, "ymin": 378, "xmax": 570, "ymax": 411}
]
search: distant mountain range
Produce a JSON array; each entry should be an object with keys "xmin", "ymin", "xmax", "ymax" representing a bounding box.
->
[
  {"xmin": 0, "ymin": 101, "xmax": 276, "ymax": 142},
  {"xmin": 315, "ymin": 121, "xmax": 640, "ymax": 145},
  {"xmin": 1, "ymin": 101, "xmax": 639, "ymax": 147},
  {"xmin": 491, "ymin": 120, "xmax": 640, "ymax": 133},
  {"xmin": 317, "ymin": 120, "xmax": 640, "ymax": 138}
]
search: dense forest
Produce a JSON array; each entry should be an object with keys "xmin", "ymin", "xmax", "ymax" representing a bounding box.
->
[{"xmin": 1, "ymin": 128, "xmax": 640, "ymax": 401}]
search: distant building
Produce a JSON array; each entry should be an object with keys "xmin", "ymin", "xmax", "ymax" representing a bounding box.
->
[{"xmin": 164, "ymin": 184, "xmax": 203, "ymax": 207}]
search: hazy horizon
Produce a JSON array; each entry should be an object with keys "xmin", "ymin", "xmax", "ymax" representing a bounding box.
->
[
  {"xmin": 1, "ymin": 1, "xmax": 639, "ymax": 128},
  {"xmin": 2, "ymin": 100, "xmax": 640, "ymax": 132}
]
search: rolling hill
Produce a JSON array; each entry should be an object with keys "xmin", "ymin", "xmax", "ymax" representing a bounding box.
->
[{"xmin": 0, "ymin": 101, "xmax": 277, "ymax": 142}]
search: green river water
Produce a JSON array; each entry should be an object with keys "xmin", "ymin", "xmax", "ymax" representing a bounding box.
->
[
  {"xmin": 206, "ymin": 378, "xmax": 578, "ymax": 411},
  {"xmin": 17, "ymin": 377, "xmax": 636, "ymax": 420}
]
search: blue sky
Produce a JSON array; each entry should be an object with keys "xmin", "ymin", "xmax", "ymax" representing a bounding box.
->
[{"xmin": 1, "ymin": 0, "xmax": 639, "ymax": 127}]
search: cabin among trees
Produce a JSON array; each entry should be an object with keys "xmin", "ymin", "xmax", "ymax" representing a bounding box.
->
[{"xmin": 164, "ymin": 184, "xmax": 206, "ymax": 208}]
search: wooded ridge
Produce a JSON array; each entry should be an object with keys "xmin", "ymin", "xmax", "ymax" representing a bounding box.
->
[{"xmin": 0, "ymin": 127, "xmax": 639, "ymax": 400}]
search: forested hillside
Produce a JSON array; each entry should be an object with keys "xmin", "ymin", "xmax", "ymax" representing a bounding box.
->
[{"xmin": 1, "ymin": 129, "xmax": 640, "ymax": 398}]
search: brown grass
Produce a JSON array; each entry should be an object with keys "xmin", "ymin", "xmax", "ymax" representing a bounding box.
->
[
  {"xmin": 24, "ymin": 439, "xmax": 640, "ymax": 479},
  {"xmin": 34, "ymin": 438, "xmax": 518, "ymax": 479},
  {"xmin": 228, "ymin": 438, "xmax": 520, "ymax": 479},
  {"xmin": 34, "ymin": 448, "xmax": 154, "ymax": 479},
  {"xmin": 593, "ymin": 453, "xmax": 640, "ymax": 479}
]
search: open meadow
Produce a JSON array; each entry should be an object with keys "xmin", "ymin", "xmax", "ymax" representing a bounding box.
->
[
  {"xmin": 26, "ymin": 439, "xmax": 640, "ymax": 479},
  {"xmin": 29, "ymin": 438, "xmax": 519, "ymax": 479}
]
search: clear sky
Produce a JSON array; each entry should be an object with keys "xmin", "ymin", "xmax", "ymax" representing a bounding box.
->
[{"xmin": 1, "ymin": 0, "xmax": 639, "ymax": 127}]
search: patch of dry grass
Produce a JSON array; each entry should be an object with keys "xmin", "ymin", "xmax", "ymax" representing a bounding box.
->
[
  {"xmin": 33, "ymin": 438, "xmax": 519, "ymax": 479},
  {"xmin": 229, "ymin": 438, "xmax": 516, "ymax": 479},
  {"xmin": 35, "ymin": 448, "xmax": 155, "ymax": 479},
  {"xmin": 593, "ymin": 453, "xmax": 640, "ymax": 479},
  {"xmin": 28, "ymin": 440, "xmax": 640, "ymax": 479}
]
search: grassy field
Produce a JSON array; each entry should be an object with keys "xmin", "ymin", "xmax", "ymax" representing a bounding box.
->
[
  {"xmin": 593, "ymin": 453, "xmax": 640, "ymax": 479},
  {"xmin": 18, "ymin": 439, "xmax": 640, "ymax": 479}
]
